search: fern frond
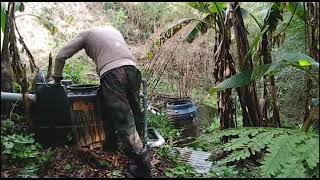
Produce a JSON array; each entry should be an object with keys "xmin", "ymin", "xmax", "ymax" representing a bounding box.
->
[
  {"xmin": 297, "ymin": 136, "xmax": 320, "ymax": 169},
  {"xmin": 277, "ymin": 158, "xmax": 306, "ymax": 178},
  {"xmin": 216, "ymin": 128, "xmax": 319, "ymax": 178},
  {"xmin": 246, "ymin": 131, "xmax": 274, "ymax": 155},
  {"xmin": 223, "ymin": 136, "xmax": 251, "ymax": 152},
  {"xmin": 220, "ymin": 148, "xmax": 251, "ymax": 164},
  {"xmin": 260, "ymin": 133, "xmax": 293, "ymax": 177}
]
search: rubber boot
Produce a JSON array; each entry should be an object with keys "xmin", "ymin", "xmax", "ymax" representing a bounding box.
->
[{"xmin": 127, "ymin": 146, "xmax": 152, "ymax": 178}]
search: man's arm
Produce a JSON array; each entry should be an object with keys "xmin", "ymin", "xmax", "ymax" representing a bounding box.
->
[{"xmin": 53, "ymin": 32, "xmax": 86, "ymax": 79}]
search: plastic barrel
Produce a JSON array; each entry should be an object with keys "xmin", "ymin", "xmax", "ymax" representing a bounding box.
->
[
  {"xmin": 166, "ymin": 99, "xmax": 198, "ymax": 138},
  {"xmin": 67, "ymin": 84, "xmax": 105, "ymax": 147}
]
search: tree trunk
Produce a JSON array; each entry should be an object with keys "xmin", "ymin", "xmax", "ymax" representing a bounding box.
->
[
  {"xmin": 1, "ymin": 2, "xmax": 14, "ymax": 119},
  {"xmin": 230, "ymin": 2, "xmax": 263, "ymax": 127},
  {"xmin": 261, "ymin": 32, "xmax": 281, "ymax": 127},
  {"xmin": 1, "ymin": 2, "xmax": 30, "ymax": 120},
  {"xmin": 304, "ymin": 2, "xmax": 320, "ymax": 123},
  {"xmin": 212, "ymin": 11, "xmax": 236, "ymax": 131}
]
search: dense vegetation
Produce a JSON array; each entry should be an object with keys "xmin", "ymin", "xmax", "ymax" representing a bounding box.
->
[{"xmin": 1, "ymin": 2, "xmax": 319, "ymax": 178}]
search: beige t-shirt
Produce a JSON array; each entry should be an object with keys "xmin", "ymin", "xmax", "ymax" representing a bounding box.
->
[{"xmin": 54, "ymin": 27, "xmax": 136, "ymax": 78}]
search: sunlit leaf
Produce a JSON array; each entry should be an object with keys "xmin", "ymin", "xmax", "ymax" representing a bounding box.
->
[
  {"xmin": 1, "ymin": 7, "xmax": 6, "ymax": 33},
  {"xmin": 298, "ymin": 60, "xmax": 312, "ymax": 66},
  {"xmin": 281, "ymin": 53, "xmax": 319, "ymax": 67},
  {"xmin": 209, "ymin": 2, "xmax": 226, "ymax": 14}
]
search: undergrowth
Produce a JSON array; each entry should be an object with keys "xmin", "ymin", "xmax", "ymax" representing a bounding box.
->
[
  {"xmin": 155, "ymin": 145, "xmax": 201, "ymax": 178},
  {"xmin": 215, "ymin": 127, "xmax": 319, "ymax": 178},
  {"xmin": 1, "ymin": 114, "xmax": 53, "ymax": 178},
  {"xmin": 148, "ymin": 112, "xmax": 181, "ymax": 143},
  {"xmin": 149, "ymin": 113, "xmax": 200, "ymax": 178}
]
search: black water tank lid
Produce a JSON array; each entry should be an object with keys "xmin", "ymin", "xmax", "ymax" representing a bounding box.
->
[{"xmin": 67, "ymin": 84, "xmax": 99, "ymax": 90}]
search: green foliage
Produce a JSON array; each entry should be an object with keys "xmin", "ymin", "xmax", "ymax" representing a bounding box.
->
[
  {"xmin": 187, "ymin": 2, "xmax": 226, "ymax": 14},
  {"xmin": 1, "ymin": 119, "xmax": 15, "ymax": 132},
  {"xmin": 155, "ymin": 145, "xmax": 200, "ymax": 178},
  {"xmin": 208, "ymin": 164, "xmax": 239, "ymax": 178},
  {"xmin": 184, "ymin": 14, "xmax": 212, "ymax": 43},
  {"xmin": 165, "ymin": 163, "xmax": 200, "ymax": 178},
  {"xmin": 1, "ymin": 5, "xmax": 6, "ymax": 33},
  {"xmin": 2, "ymin": 134, "xmax": 41, "ymax": 160},
  {"xmin": 1, "ymin": 2, "xmax": 24, "ymax": 33},
  {"xmin": 112, "ymin": 7, "xmax": 128, "ymax": 34},
  {"xmin": 107, "ymin": 170, "xmax": 122, "ymax": 178},
  {"xmin": 63, "ymin": 62, "xmax": 85, "ymax": 84},
  {"xmin": 104, "ymin": 2, "xmax": 171, "ymax": 41},
  {"xmin": 62, "ymin": 59, "xmax": 99, "ymax": 84},
  {"xmin": 206, "ymin": 116, "xmax": 220, "ymax": 133},
  {"xmin": 64, "ymin": 163, "xmax": 72, "ymax": 174},
  {"xmin": 12, "ymin": 81, "xmax": 22, "ymax": 93},
  {"xmin": 148, "ymin": 112, "xmax": 181, "ymax": 142},
  {"xmin": 208, "ymin": 163, "xmax": 255, "ymax": 178},
  {"xmin": 210, "ymin": 69, "xmax": 253, "ymax": 95},
  {"xmin": 216, "ymin": 127, "xmax": 319, "ymax": 178},
  {"xmin": 210, "ymin": 52, "xmax": 319, "ymax": 95},
  {"xmin": 187, "ymin": 2, "xmax": 211, "ymax": 13},
  {"xmin": 287, "ymin": 2, "xmax": 306, "ymax": 20},
  {"xmin": 17, "ymin": 164, "xmax": 40, "ymax": 178},
  {"xmin": 203, "ymin": 94, "xmax": 218, "ymax": 109},
  {"xmin": 263, "ymin": 2, "xmax": 285, "ymax": 32},
  {"xmin": 99, "ymin": 160, "xmax": 112, "ymax": 169},
  {"xmin": 155, "ymin": 145, "xmax": 179, "ymax": 160},
  {"xmin": 1, "ymin": 133, "xmax": 53, "ymax": 177}
]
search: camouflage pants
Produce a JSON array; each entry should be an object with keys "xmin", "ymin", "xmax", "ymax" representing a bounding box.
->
[{"xmin": 100, "ymin": 65, "xmax": 144, "ymax": 152}]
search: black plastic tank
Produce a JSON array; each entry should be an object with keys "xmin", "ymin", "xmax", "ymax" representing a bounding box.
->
[
  {"xmin": 32, "ymin": 83, "xmax": 72, "ymax": 148},
  {"xmin": 166, "ymin": 99, "xmax": 198, "ymax": 138},
  {"xmin": 66, "ymin": 84, "xmax": 105, "ymax": 147}
]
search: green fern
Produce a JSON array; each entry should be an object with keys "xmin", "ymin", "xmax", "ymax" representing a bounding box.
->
[
  {"xmin": 260, "ymin": 133, "xmax": 295, "ymax": 177},
  {"xmin": 216, "ymin": 127, "xmax": 319, "ymax": 178},
  {"xmin": 220, "ymin": 148, "xmax": 251, "ymax": 164}
]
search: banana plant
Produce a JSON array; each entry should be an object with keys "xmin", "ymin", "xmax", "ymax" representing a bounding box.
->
[
  {"xmin": 210, "ymin": 53, "xmax": 319, "ymax": 93},
  {"xmin": 210, "ymin": 3, "xmax": 318, "ymax": 92},
  {"xmin": 147, "ymin": 2, "xmax": 227, "ymax": 60}
]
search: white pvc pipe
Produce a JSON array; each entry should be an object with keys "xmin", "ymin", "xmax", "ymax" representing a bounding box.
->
[
  {"xmin": 1, "ymin": 92, "xmax": 36, "ymax": 102},
  {"xmin": 146, "ymin": 128, "xmax": 166, "ymax": 148}
]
